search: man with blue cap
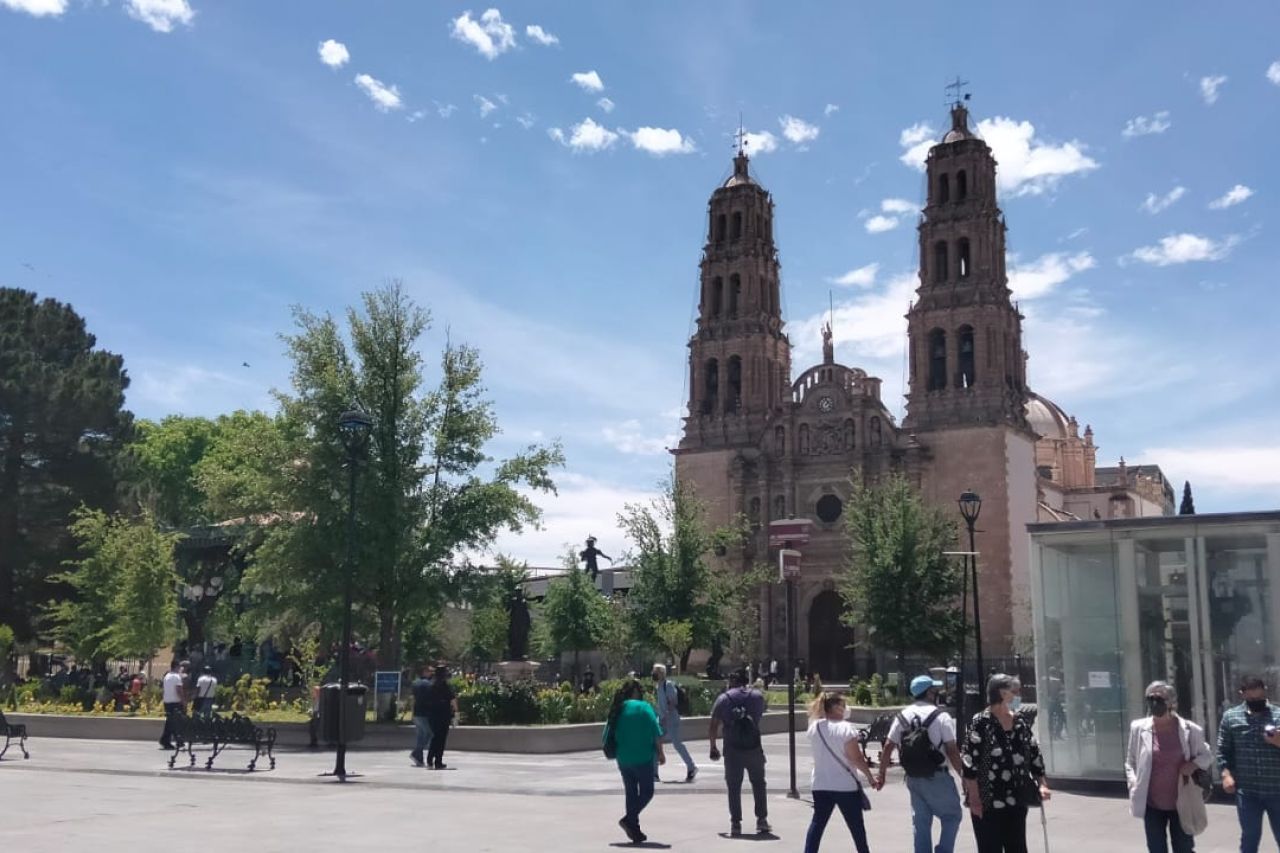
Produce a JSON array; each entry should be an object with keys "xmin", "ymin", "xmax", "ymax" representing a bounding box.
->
[{"xmin": 877, "ymin": 674, "xmax": 964, "ymax": 853}]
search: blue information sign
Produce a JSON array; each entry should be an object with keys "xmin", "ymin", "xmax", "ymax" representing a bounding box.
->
[{"xmin": 374, "ymin": 671, "xmax": 401, "ymax": 695}]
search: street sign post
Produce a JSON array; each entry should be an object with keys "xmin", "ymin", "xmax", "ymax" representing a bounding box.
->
[
  {"xmin": 768, "ymin": 519, "xmax": 811, "ymax": 801},
  {"xmin": 778, "ymin": 548, "xmax": 802, "ymax": 581},
  {"xmin": 769, "ymin": 518, "xmax": 813, "ymax": 548}
]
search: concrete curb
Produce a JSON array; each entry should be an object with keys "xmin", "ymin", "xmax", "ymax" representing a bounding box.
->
[{"xmin": 8, "ymin": 710, "xmax": 808, "ymax": 754}]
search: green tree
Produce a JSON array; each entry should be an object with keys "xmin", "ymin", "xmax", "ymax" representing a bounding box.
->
[
  {"xmin": 598, "ymin": 597, "xmax": 637, "ymax": 677},
  {"xmin": 837, "ymin": 473, "xmax": 962, "ymax": 683},
  {"xmin": 48, "ymin": 508, "xmax": 183, "ymax": 666},
  {"xmin": 653, "ymin": 619, "xmax": 694, "ymax": 673},
  {"xmin": 0, "ymin": 624, "xmax": 15, "ymax": 688},
  {"xmin": 0, "ymin": 288, "xmax": 133, "ymax": 639},
  {"xmin": 618, "ymin": 473, "xmax": 743, "ymax": 671},
  {"xmin": 468, "ymin": 604, "xmax": 510, "ymax": 665},
  {"xmin": 127, "ymin": 416, "xmax": 219, "ymax": 526},
  {"xmin": 538, "ymin": 555, "xmax": 607, "ymax": 682}
]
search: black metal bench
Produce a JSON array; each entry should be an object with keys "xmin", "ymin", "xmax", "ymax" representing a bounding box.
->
[
  {"xmin": 170, "ymin": 713, "xmax": 276, "ymax": 771},
  {"xmin": 0, "ymin": 709, "xmax": 29, "ymax": 760},
  {"xmin": 858, "ymin": 714, "xmax": 894, "ymax": 767}
]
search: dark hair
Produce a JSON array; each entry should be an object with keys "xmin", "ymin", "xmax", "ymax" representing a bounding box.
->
[
  {"xmin": 1239, "ymin": 676, "xmax": 1268, "ymax": 693},
  {"xmin": 987, "ymin": 673, "xmax": 1016, "ymax": 706},
  {"xmin": 607, "ymin": 678, "xmax": 644, "ymax": 727},
  {"xmin": 728, "ymin": 669, "xmax": 749, "ymax": 687}
]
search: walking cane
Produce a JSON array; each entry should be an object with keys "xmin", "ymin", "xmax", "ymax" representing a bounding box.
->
[{"xmin": 1039, "ymin": 803, "xmax": 1050, "ymax": 852}]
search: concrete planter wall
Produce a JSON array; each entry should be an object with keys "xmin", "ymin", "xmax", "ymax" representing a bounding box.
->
[{"xmin": 8, "ymin": 709, "xmax": 808, "ymax": 755}]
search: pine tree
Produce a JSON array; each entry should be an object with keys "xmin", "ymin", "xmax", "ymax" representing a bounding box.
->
[
  {"xmin": 0, "ymin": 289, "xmax": 132, "ymax": 639},
  {"xmin": 1179, "ymin": 481, "xmax": 1196, "ymax": 515}
]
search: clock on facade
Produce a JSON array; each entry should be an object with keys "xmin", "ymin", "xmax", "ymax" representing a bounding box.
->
[{"xmin": 818, "ymin": 395, "xmax": 835, "ymax": 412}]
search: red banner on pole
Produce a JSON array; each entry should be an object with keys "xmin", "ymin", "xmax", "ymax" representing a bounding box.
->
[{"xmin": 768, "ymin": 518, "xmax": 812, "ymax": 548}]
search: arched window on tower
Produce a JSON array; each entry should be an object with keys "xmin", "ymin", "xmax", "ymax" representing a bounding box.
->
[
  {"xmin": 711, "ymin": 277, "xmax": 724, "ymax": 317},
  {"xmin": 731, "ymin": 211, "xmax": 743, "ymax": 240},
  {"xmin": 799, "ymin": 424, "xmax": 810, "ymax": 455},
  {"xmin": 774, "ymin": 425, "xmax": 786, "ymax": 455},
  {"xmin": 958, "ymin": 238, "xmax": 971, "ymax": 279},
  {"xmin": 938, "ymin": 173, "xmax": 950, "ymax": 204},
  {"xmin": 958, "ymin": 325, "xmax": 976, "ymax": 389},
  {"xmin": 928, "ymin": 328, "xmax": 947, "ymax": 391},
  {"xmin": 726, "ymin": 356, "xmax": 742, "ymax": 413},
  {"xmin": 729, "ymin": 274, "xmax": 741, "ymax": 317},
  {"xmin": 716, "ymin": 214, "xmax": 727, "ymax": 243},
  {"xmin": 702, "ymin": 359, "xmax": 719, "ymax": 414},
  {"xmin": 773, "ymin": 495, "xmax": 785, "ymax": 519},
  {"xmin": 933, "ymin": 241, "xmax": 948, "ymax": 284},
  {"xmin": 870, "ymin": 416, "xmax": 882, "ymax": 447},
  {"xmin": 844, "ymin": 419, "xmax": 856, "ymax": 450},
  {"xmin": 957, "ymin": 169, "xmax": 968, "ymax": 201},
  {"xmin": 749, "ymin": 497, "xmax": 761, "ymax": 530}
]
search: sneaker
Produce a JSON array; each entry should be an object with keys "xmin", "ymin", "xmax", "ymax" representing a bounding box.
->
[
  {"xmin": 410, "ymin": 752, "xmax": 425, "ymax": 767},
  {"xmin": 730, "ymin": 822, "xmax": 742, "ymax": 837},
  {"xmin": 756, "ymin": 819, "xmax": 772, "ymax": 835},
  {"xmin": 686, "ymin": 766, "xmax": 698, "ymax": 783},
  {"xmin": 619, "ymin": 818, "xmax": 643, "ymax": 844}
]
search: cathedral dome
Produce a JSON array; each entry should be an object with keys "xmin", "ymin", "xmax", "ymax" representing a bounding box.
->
[{"xmin": 1025, "ymin": 393, "xmax": 1071, "ymax": 440}]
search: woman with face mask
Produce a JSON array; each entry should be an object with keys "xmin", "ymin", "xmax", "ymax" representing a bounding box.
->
[
  {"xmin": 1124, "ymin": 681, "xmax": 1213, "ymax": 852},
  {"xmin": 962, "ymin": 673, "xmax": 1050, "ymax": 852}
]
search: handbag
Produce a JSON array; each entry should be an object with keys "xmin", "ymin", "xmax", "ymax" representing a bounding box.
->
[
  {"xmin": 995, "ymin": 716, "xmax": 1043, "ymax": 808},
  {"xmin": 816, "ymin": 721, "xmax": 872, "ymax": 811},
  {"xmin": 1176, "ymin": 774, "xmax": 1208, "ymax": 836}
]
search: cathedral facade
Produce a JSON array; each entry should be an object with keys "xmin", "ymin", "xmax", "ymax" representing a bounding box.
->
[{"xmin": 673, "ymin": 101, "xmax": 1173, "ymax": 680}]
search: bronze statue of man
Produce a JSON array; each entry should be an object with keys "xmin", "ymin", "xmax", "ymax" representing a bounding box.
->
[{"xmin": 579, "ymin": 536, "xmax": 613, "ymax": 581}]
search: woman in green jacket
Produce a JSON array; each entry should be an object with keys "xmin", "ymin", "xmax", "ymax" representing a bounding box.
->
[{"xmin": 606, "ymin": 678, "xmax": 666, "ymax": 844}]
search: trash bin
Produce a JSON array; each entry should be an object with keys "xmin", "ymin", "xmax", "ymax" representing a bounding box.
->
[{"xmin": 319, "ymin": 682, "xmax": 368, "ymax": 743}]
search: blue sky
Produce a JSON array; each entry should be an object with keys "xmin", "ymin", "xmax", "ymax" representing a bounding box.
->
[{"xmin": 2, "ymin": 1, "xmax": 1277, "ymax": 564}]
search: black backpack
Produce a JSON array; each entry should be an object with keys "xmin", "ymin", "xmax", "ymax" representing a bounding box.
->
[
  {"xmin": 726, "ymin": 699, "xmax": 761, "ymax": 750},
  {"xmin": 897, "ymin": 708, "xmax": 945, "ymax": 777},
  {"xmin": 676, "ymin": 684, "xmax": 692, "ymax": 717}
]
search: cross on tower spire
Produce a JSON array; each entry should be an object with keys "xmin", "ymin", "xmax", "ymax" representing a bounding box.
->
[{"xmin": 945, "ymin": 75, "xmax": 970, "ymax": 107}]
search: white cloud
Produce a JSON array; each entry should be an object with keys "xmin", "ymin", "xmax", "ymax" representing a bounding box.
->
[
  {"xmin": 450, "ymin": 8, "xmax": 516, "ymax": 60},
  {"xmin": 1199, "ymin": 75, "xmax": 1228, "ymax": 105},
  {"xmin": 779, "ymin": 114, "xmax": 820, "ymax": 145},
  {"xmin": 741, "ymin": 130, "xmax": 777, "ymax": 155},
  {"xmin": 1122, "ymin": 111, "xmax": 1172, "ymax": 138},
  {"xmin": 864, "ymin": 215, "xmax": 899, "ymax": 234},
  {"xmin": 475, "ymin": 94, "xmax": 498, "ymax": 118},
  {"xmin": 626, "ymin": 127, "xmax": 696, "ymax": 156},
  {"xmin": 525, "ymin": 23, "xmax": 558, "ymax": 46},
  {"xmin": 1140, "ymin": 185, "xmax": 1186, "ymax": 214},
  {"xmin": 0, "ymin": 0, "xmax": 67, "ymax": 16},
  {"xmin": 596, "ymin": 97, "xmax": 615, "ymax": 114},
  {"xmin": 570, "ymin": 70, "xmax": 604, "ymax": 92},
  {"xmin": 880, "ymin": 197, "xmax": 915, "ymax": 215},
  {"xmin": 515, "ymin": 113, "xmax": 535, "ymax": 129},
  {"xmin": 407, "ymin": 110, "xmax": 427, "ymax": 123},
  {"xmin": 601, "ymin": 420, "xmax": 677, "ymax": 455},
  {"xmin": 436, "ymin": 102, "xmax": 458, "ymax": 119},
  {"xmin": 548, "ymin": 117, "xmax": 618, "ymax": 153},
  {"xmin": 1208, "ymin": 184, "xmax": 1254, "ymax": 209},
  {"xmin": 354, "ymin": 74, "xmax": 403, "ymax": 112},
  {"xmin": 898, "ymin": 116, "xmax": 1099, "ymax": 197},
  {"xmin": 829, "ymin": 262, "xmax": 879, "ymax": 288},
  {"xmin": 124, "ymin": 0, "xmax": 194, "ymax": 32},
  {"xmin": 1268, "ymin": 62, "xmax": 1280, "ymax": 86},
  {"xmin": 1126, "ymin": 233, "xmax": 1238, "ymax": 266},
  {"xmin": 824, "ymin": 103, "xmax": 840, "ymax": 117},
  {"xmin": 317, "ymin": 39, "xmax": 349, "ymax": 69},
  {"xmin": 791, "ymin": 271, "xmax": 918, "ymax": 378},
  {"xmin": 1137, "ymin": 446, "xmax": 1280, "ymax": 490},
  {"xmin": 1007, "ymin": 251, "xmax": 1096, "ymax": 300}
]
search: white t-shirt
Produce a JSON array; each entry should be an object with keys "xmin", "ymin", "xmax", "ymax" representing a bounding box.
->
[
  {"xmin": 196, "ymin": 674, "xmax": 217, "ymax": 699},
  {"xmin": 162, "ymin": 671, "xmax": 185, "ymax": 704},
  {"xmin": 809, "ymin": 719, "xmax": 867, "ymax": 792},
  {"xmin": 887, "ymin": 701, "xmax": 956, "ymax": 750}
]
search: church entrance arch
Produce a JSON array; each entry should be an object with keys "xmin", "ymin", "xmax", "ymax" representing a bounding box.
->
[{"xmin": 808, "ymin": 590, "xmax": 857, "ymax": 682}]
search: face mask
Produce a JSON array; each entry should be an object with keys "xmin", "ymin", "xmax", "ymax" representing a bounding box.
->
[
  {"xmin": 1146, "ymin": 696, "xmax": 1169, "ymax": 717},
  {"xmin": 1008, "ymin": 696, "xmax": 1022, "ymax": 711},
  {"xmin": 1247, "ymin": 698, "xmax": 1268, "ymax": 713}
]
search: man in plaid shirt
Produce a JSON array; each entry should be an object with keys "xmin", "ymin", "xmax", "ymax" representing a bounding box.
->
[{"xmin": 1217, "ymin": 675, "xmax": 1280, "ymax": 853}]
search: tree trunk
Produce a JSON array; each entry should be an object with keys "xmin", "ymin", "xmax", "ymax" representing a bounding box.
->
[
  {"xmin": 679, "ymin": 647, "xmax": 691, "ymax": 674},
  {"xmin": 378, "ymin": 609, "xmax": 396, "ymax": 668},
  {"xmin": 896, "ymin": 649, "xmax": 906, "ymax": 698}
]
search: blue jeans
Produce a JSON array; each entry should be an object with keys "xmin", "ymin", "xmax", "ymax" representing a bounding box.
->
[
  {"xmin": 411, "ymin": 716, "xmax": 432, "ymax": 760},
  {"xmin": 1143, "ymin": 807, "xmax": 1194, "ymax": 853},
  {"xmin": 657, "ymin": 715, "xmax": 695, "ymax": 774},
  {"xmin": 1236, "ymin": 791, "xmax": 1280, "ymax": 853},
  {"xmin": 804, "ymin": 790, "xmax": 870, "ymax": 853},
  {"xmin": 620, "ymin": 763, "xmax": 656, "ymax": 825},
  {"xmin": 906, "ymin": 772, "xmax": 963, "ymax": 853}
]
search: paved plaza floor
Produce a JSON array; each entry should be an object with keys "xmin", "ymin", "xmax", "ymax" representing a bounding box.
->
[{"xmin": 0, "ymin": 733, "xmax": 1252, "ymax": 852}]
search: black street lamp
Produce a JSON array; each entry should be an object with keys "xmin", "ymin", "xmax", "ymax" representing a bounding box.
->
[
  {"xmin": 330, "ymin": 406, "xmax": 373, "ymax": 781},
  {"xmin": 957, "ymin": 490, "xmax": 984, "ymax": 700}
]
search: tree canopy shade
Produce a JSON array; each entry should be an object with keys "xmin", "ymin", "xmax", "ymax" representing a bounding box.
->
[
  {"xmin": 0, "ymin": 288, "xmax": 133, "ymax": 639},
  {"xmin": 836, "ymin": 473, "xmax": 963, "ymax": 677}
]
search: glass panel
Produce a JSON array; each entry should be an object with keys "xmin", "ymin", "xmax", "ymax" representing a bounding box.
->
[
  {"xmin": 1134, "ymin": 535, "xmax": 1197, "ymax": 722},
  {"xmin": 1037, "ymin": 536, "xmax": 1125, "ymax": 779},
  {"xmin": 1205, "ymin": 532, "xmax": 1273, "ymax": 729}
]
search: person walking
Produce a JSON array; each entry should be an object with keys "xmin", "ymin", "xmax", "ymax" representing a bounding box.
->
[
  {"xmin": 158, "ymin": 660, "xmax": 188, "ymax": 749},
  {"xmin": 194, "ymin": 666, "xmax": 218, "ymax": 719},
  {"xmin": 806, "ymin": 691, "xmax": 876, "ymax": 853},
  {"xmin": 652, "ymin": 663, "xmax": 697, "ymax": 783},
  {"xmin": 1125, "ymin": 680, "xmax": 1212, "ymax": 853},
  {"xmin": 878, "ymin": 675, "xmax": 964, "ymax": 853},
  {"xmin": 962, "ymin": 673, "xmax": 1051, "ymax": 853},
  {"xmin": 1217, "ymin": 675, "xmax": 1280, "ymax": 853},
  {"xmin": 709, "ymin": 670, "xmax": 771, "ymax": 836},
  {"xmin": 606, "ymin": 678, "xmax": 666, "ymax": 844},
  {"xmin": 409, "ymin": 664, "xmax": 434, "ymax": 767},
  {"xmin": 423, "ymin": 665, "xmax": 458, "ymax": 769}
]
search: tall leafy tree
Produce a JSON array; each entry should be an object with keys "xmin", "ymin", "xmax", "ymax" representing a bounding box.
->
[
  {"xmin": 126, "ymin": 416, "xmax": 219, "ymax": 527},
  {"xmin": 837, "ymin": 473, "xmax": 962, "ymax": 680},
  {"xmin": 1179, "ymin": 481, "xmax": 1196, "ymax": 515},
  {"xmin": 618, "ymin": 473, "xmax": 744, "ymax": 671},
  {"xmin": 0, "ymin": 288, "xmax": 133, "ymax": 639},
  {"xmin": 538, "ymin": 553, "xmax": 607, "ymax": 681}
]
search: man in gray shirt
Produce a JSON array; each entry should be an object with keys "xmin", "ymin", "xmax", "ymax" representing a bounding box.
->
[{"xmin": 709, "ymin": 670, "xmax": 770, "ymax": 836}]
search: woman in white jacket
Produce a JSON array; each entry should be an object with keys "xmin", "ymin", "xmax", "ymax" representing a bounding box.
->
[{"xmin": 1125, "ymin": 681, "xmax": 1213, "ymax": 853}]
